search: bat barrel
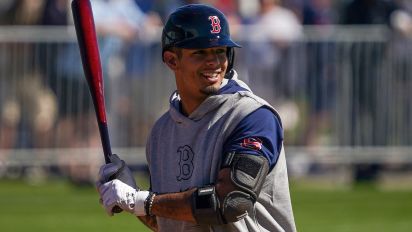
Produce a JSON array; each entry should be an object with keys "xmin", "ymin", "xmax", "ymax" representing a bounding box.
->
[{"xmin": 71, "ymin": 0, "xmax": 112, "ymax": 163}]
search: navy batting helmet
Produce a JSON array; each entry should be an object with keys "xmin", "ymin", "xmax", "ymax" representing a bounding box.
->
[{"xmin": 162, "ymin": 4, "xmax": 241, "ymax": 72}]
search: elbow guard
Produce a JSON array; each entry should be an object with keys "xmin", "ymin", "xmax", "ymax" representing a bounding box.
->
[{"xmin": 191, "ymin": 153, "xmax": 269, "ymax": 225}]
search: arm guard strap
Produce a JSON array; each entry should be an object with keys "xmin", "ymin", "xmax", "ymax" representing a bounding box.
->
[{"xmin": 191, "ymin": 152, "xmax": 269, "ymax": 225}]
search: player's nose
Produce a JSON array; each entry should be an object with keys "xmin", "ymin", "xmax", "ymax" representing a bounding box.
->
[{"xmin": 205, "ymin": 53, "xmax": 222, "ymax": 67}]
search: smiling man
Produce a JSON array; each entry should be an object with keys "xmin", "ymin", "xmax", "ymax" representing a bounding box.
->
[
  {"xmin": 167, "ymin": 46, "xmax": 229, "ymax": 115},
  {"xmin": 96, "ymin": 4, "xmax": 296, "ymax": 232}
]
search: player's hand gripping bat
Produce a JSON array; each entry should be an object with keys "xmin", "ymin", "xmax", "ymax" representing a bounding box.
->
[{"xmin": 71, "ymin": 0, "xmax": 137, "ymax": 213}]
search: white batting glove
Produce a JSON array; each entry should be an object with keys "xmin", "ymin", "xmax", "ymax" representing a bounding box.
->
[{"xmin": 97, "ymin": 179, "xmax": 150, "ymax": 216}]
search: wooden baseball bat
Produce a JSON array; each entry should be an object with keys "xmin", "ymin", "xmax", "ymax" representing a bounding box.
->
[
  {"xmin": 72, "ymin": 0, "xmax": 129, "ymax": 214},
  {"xmin": 71, "ymin": 0, "xmax": 112, "ymax": 164}
]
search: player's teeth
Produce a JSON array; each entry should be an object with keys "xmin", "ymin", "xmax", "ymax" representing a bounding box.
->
[{"xmin": 204, "ymin": 73, "xmax": 218, "ymax": 77}]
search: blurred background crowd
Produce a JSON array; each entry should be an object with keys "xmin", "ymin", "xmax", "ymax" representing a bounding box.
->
[
  {"xmin": 0, "ymin": 0, "xmax": 411, "ymax": 185},
  {"xmin": 1, "ymin": 0, "xmax": 411, "ymax": 26}
]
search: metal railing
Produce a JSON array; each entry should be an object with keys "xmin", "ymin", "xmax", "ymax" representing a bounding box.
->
[{"xmin": 0, "ymin": 25, "xmax": 411, "ymax": 179}]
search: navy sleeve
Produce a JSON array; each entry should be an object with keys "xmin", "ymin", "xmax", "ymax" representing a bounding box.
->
[{"xmin": 223, "ymin": 106, "xmax": 283, "ymax": 169}]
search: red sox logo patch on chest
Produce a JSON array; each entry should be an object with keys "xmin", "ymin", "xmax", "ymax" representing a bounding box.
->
[
  {"xmin": 176, "ymin": 145, "xmax": 194, "ymax": 181},
  {"xmin": 241, "ymin": 137, "xmax": 263, "ymax": 151},
  {"xmin": 208, "ymin": 16, "xmax": 221, "ymax": 34}
]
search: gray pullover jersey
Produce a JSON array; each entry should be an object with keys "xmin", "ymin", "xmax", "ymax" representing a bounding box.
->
[{"xmin": 146, "ymin": 73, "xmax": 296, "ymax": 232}]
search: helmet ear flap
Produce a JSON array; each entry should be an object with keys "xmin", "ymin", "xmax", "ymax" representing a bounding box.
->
[{"xmin": 226, "ymin": 47, "xmax": 235, "ymax": 75}]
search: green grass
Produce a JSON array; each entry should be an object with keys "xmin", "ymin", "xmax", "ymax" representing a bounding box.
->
[
  {"xmin": 291, "ymin": 182, "xmax": 412, "ymax": 232},
  {"xmin": 0, "ymin": 180, "xmax": 411, "ymax": 232},
  {"xmin": 0, "ymin": 180, "xmax": 151, "ymax": 232}
]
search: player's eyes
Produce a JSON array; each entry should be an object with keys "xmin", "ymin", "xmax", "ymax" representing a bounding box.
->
[
  {"xmin": 192, "ymin": 53, "xmax": 205, "ymax": 58},
  {"xmin": 191, "ymin": 48, "xmax": 226, "ymax": 57},
  {"xmin": 193, "ymin": 50, "xmax": 206, "ymax": 55}
]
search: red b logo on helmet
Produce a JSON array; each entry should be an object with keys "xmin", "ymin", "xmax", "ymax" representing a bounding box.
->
[{"xmin": 208, "ymin": 16, "xmax": 221, "ymax": 34}]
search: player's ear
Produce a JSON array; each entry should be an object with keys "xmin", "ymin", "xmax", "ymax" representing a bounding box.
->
[{"xmin": 163, "ymin": 51, "xmax": 178, "ymax": 70}]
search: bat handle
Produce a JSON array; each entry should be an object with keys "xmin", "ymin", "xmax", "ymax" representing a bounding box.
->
[
  {"xmin": 98, "ymin": 122, "xmax": 112, "ymax": 164},
  {"xmin": 97, "ymin": 122, "xmax": 124, "ymax": 213}
]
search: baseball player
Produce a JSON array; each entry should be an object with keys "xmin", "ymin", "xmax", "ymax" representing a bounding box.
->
[{"xmin": 96, "ymin": 4, "xmax": 296, "ymax": 232}]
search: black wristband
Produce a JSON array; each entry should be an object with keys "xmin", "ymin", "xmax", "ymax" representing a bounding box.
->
[
  {"xmin": 144, "ymin": 192, "xmax": 153, "ymax": 216},
  {"xmin": 144, "ymin": 192, "xmax": 156, "ymax": 216},
  {"xmin": 148, "ymin": 193, "xmax": 156, "ymax": 216}
]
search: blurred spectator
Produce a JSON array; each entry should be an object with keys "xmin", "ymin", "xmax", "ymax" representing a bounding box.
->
[
  {"xmin": 2, "ymin": 0, "xmax": 46, "ymax": 25},
  {"xmin": 90, "ymin": 0, "xmax": 162, "ymax": 147},
  {"xmin": 41, "ymin": 0, "xmax": 68, "ymax": 25},
  {"xmin": 90, "ymin": 0, "xmax": 162, "ymax": 76},
  {"xmin": 341, "ymin": 0, "xmax": 398, "ymax": 183},
  {"xmin": 0, "ymin": 72, "xmax": 58, "ymax": 149},
  {"xmin": 30, "ymin": 0, "xmax": 101, "ymax": 150},
  {"xmin": 0, "ymin": 98, "xmax": 20, "ymax": 149},
  {"xmin": 0, "ymin": 0, "xmax": 59, "ymax": 150},
  {"xmin": 0, "ymin": 0, "xmax": 14, "ymax": 24},
  {"xmin": 300, "ymin": 0, "xmax": 337, "ymax": 146},
  {"xmin": 302, "ymin": 0, "xmax": 336, "ymax": 25},
  {"xmin": 389, "ymin": 0, "xmax": 412, "ymax": 144},
  {"xmin": 282, "ymin": 0, "xmax": 336, "ymax": 24},
  {"xmin": 237, "ymin": 0, "xmax": 260, "ymax": 21},
  {"xmin": 341, "ymin": 0, "xmax": 398, "ymax": 146},
  {"xmin": 241, "ymin": 0, "xmax": 302, "ymax": 135},
  {"xmin": 15, "ymin": 72, "xmax": 58, "ymax": 148},
  {"xmin": 342, "ymin": 0, "xmax": 397, "ymax": 25},
  {"xmin": 391, "ymin": 0, "xmax": 412, "ymax": 38},
  {"xmin": 282, "ymin": 0, "xmax": 304, "ymax": 20}
]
